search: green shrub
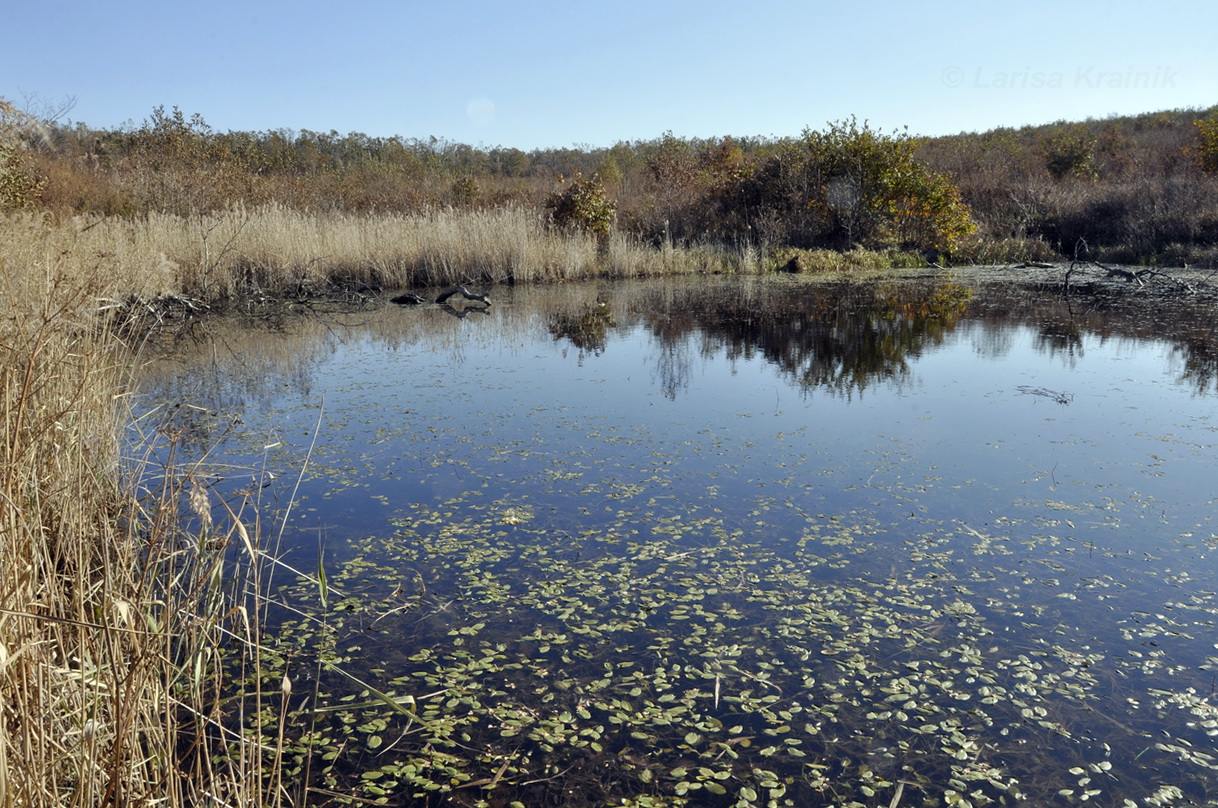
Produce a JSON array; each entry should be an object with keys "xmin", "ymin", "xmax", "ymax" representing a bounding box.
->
[
  {"xmin": 1191, "ymin": 112, "xmax": 1218, "ymax": 174},
  {"xmin": 450, "ymin": 175, "xmax": 480, "ymax": 207},
  {"xmin": 0, "ymin": 99, "xmax": 46, "ymax": 210},
  {"xmin": 888, "ymin": 169, "xmax": 976, "ymax": 254},
  {"xmin": 730, "ymin": 118, "xmax": 975, "ymax": 254},
  {"xmin": 545, "ymin": 172, "xmax": 616, "ymax": 237},
  {"xmin": 1044, "ymin": 125, "xmax": 1097, "ymax": 180},
  {"xmin": 0, "ymin": 143, "xmax": 45, "ymax": 209}
]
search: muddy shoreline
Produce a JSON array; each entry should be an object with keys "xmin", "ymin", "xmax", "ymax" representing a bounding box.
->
[{"xmin": 942, "ymin": 261, "xmax": 1218, "ymax": 303}]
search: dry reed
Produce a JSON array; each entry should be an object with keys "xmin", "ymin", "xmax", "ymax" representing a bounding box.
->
[
  {"xmin": 0, "ymin": 255, "xmax": 136, "ymax": 806},
  {"xmin": 0, "ymin": 205, "xmax": 755, "ymax": 316},
  {"xmin": 0, "ymin": 240, "xmax": 287, "ymax": 806}
]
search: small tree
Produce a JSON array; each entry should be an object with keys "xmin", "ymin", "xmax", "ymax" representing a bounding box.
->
[
  {"xmin": 1191, "ymin": 112, "xmax": 1218, "ymax": 174},
  {"xmin": 1044, "ymin": 125, "xmax": 1097, "ymax": 180},
  {"xmin": 890, "ymin": 172, "xmax": 976, "ymax": 255},
  {"xmin": 789, "ymin": 117, "xmax": 979, "ymax": 253},
  {"xmin": 450, "ymin": 176, "xmax": 479, "ymax": 207},
  {"xmin": 0, "ymin": 98, "xmax": 46, "ymax": 210},
  {"xmin": 545, "ymin": 172, "xmax": 616, "ymax": 238},
  {"xmin": 0, "ymin": 143, "xmax": 44, "ymax": 210}
]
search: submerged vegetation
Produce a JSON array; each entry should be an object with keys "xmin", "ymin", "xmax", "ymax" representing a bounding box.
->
[{"xmin": 250, "ymin": 496, "xmax": 1218, "ymax": 807}]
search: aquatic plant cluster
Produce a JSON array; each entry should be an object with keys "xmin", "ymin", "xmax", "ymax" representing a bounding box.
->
[{"xmin": 251, "ymin": 490, "xmax": 1218, "ymax": 808}]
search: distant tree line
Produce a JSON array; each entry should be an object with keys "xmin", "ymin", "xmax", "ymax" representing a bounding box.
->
[{"xmin": 4, "ymin": 100, "xmax": 1218, "ymax": 265}]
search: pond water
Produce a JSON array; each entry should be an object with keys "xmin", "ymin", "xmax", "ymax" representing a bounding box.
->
[{"xmin": 138, "ymin": 274, "xmax": 1218, "ymax": 808}]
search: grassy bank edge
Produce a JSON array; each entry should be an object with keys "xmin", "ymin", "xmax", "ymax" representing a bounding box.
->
[
  {"xmin": 3, "ymin": 228, "xmax": 331, "ymax": 806},
  {"xmin": 1, "ymin": 204, "xmax": 975, "ymax": 316}
]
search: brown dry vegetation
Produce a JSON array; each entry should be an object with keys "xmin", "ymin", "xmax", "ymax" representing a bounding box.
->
[
  {"xmin": 1, "ymin": 205, "xmax": 755, "ymax": 312},
  {"xmin": 919, "ymin": 108, "xmax": 1218, "ymax": 265},
  {"xmin": 1, "ymin": 99, "xmax": 293, "ymax": 808},
  {"xmin": 6, "ymin": 103, "xmax": 1218, "ymax": 275}
]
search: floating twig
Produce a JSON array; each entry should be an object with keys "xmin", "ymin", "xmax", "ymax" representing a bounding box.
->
[{"xmin": 1017, "ymin": 385, "xmax": 1074, "ymax": 405}]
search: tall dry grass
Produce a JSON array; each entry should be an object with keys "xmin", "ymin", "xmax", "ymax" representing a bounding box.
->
[
  {"xmin": 0, "ymin": 256, "xmax": 147, "ymax": 806},
  {"xmin": 1, "ymin": 205, "xmax": 757, "ymax": 312},
  {"xmin": 0, "ymin": 241, "xmax": 291, "ymax": 806}
]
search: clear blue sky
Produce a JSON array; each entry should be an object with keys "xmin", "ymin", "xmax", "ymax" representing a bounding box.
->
[{"xmin": 4, "ymin": 0, "xmax": 1215, "ymax": 150}]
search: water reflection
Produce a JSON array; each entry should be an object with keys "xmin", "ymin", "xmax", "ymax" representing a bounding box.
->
[
  {"xmin": 967, "ymin": 280, "xmax": 1218, "ymax": 394},
  {"xmin": 1034, "ymin": 319, "xmax": 1085, "ymax": 362},
  {"xmin": 548, "ymin": 300, "xmax": 613, "ymax": 361},
  {"xmin": 1177, "ymin": 336, "xmax": 1218, "ymax": 395},
  {"xmin": 132, "ymin": 274, "xmax": 1218, "ymax": 807},
  {"xmin": 629, "ymin": 279, "xmax": 971, "ymax": 399},
  {"xmin": 139, "ymin": 275, "xmax": 1218, "ymax": 422}
]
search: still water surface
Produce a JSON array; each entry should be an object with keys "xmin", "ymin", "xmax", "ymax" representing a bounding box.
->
[{"xmin": 141, "ymin": 275, "xmax": 1218, "ymax": 807}]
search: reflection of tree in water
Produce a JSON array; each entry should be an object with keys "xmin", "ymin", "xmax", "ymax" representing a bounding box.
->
[
  {"xmin": 548, "ymin": 301, "xmax": 614, "ymax": 364},
  {"xmin": 1034, "ymin": 319, "xmax": 1084, "ymax": 365},
  {"xmin": 641, "ymin": 280, "xmax": 971, "ymax": 398},
  {"xmin": 1176, "ymin": 338, "xmax": 1218, "ymax": 395},
  {"xmin": 968, "ymin": 281, "xmax": 1218, "ymax": 395},
  {"xmin": 133, "ymin": 318, "xmax": 328, "ymax": 450},
  {"xmin": 968, "ymin": 321, "xmax": 1015, "ymax": 360},
  {"xmin": 652, "ymin": 334, "xmax": 695, "ymax": 400}
]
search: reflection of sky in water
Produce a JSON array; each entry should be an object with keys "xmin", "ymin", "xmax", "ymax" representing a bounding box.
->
[{"xmin": 162, "ymin": 296, "xmax": 1216, "ymax": 577}]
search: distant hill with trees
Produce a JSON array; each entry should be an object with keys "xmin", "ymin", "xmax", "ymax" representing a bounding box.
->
[{"xmin": 5, "ymin": 100, "xmax": 1218, "ymax": 266}]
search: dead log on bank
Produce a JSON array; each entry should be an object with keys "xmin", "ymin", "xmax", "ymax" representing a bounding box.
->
[
  {"xmin": 435, "ymin": 285, "xmax": 491, "ymax": 306},
  {"xmin": 390, "ymin": 286, "xmax": 492, "ymax": 306},
  {"xmin": 1068, "ymin": 260, "xmax": 1197, "ymax": 293}
]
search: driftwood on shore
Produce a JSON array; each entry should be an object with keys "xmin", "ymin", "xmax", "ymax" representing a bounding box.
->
[
  {"xmin": 1049, "ymin": 236, "xmax": 1217, "ymax": 298},
  {"xmin": 1063, "ymin": 259, "xmax": 1207, "ymax": 297}
]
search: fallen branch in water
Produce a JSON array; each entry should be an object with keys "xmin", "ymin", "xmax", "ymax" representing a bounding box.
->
[
  {"xmin": 1061, "ymin": 258, "xmax": 1210, "ymax": 299},
  {"xmin": 1017, "ymin": 385, "xmax": 1074, "ymax": 405},
  {"xmin": 392, "ymin": 285, "xmax": 492, "ymax": 306},
  {"xmin": 1129, "ymin": 266, "xmax": 1197, "ymax": 294},
  {"xmin": 435, "ymin": 285, "xmax": 491, "ymax": 306}
]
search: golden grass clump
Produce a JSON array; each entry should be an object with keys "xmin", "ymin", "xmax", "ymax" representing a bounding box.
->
[
  {"xmin": 0, "ymin": 240, "xmax": 281, "ymax": 806},
  {"xmin": 0, "ymin": 204, "xmax": 755, "ymax": 317},
  {"xmin": 0, "ymin": 255, "xmax": 147, "ymax": 804}
]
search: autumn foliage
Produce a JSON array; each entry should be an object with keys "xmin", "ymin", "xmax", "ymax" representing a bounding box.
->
[
  {"xmin": 5, "ymin": 100, "xmax": 1218, "ymax": 266},
  {"xmin": 545, "ymin": 172, "xmax": 616, "ymax": 238}
]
